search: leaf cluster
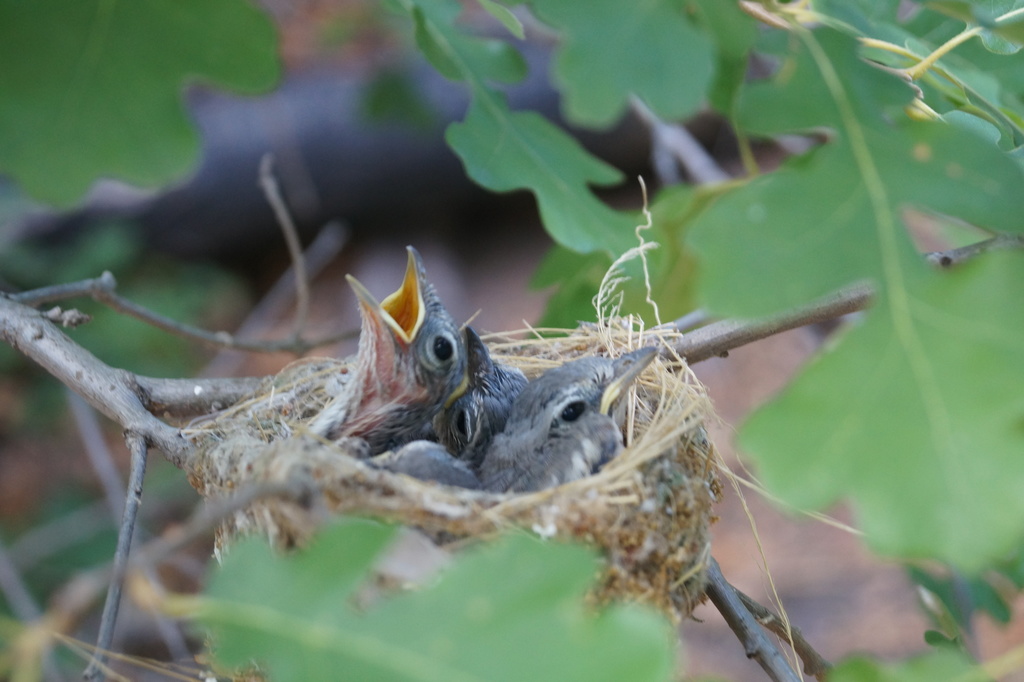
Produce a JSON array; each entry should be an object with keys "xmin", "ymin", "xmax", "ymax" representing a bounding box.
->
[{"xmin": 3, "ymin": 0, "xmax": 1024, "ymax": 680}]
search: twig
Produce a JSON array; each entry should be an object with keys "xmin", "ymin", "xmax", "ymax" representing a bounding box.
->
[
  {"xmin": 83, "ymin": 433, "xmax": 149, "ymax": 682},
  {"xmin": 135, "ymin": 375, "xmax": 262, "ymax": 419},
  {"xmin": 10, "ymin": 271, "xmax": 354, "ymax": 356},
  {"xmin": 134, "ymin": 479, "xmax": 318, "ymax": 570},
  {"xmin": 655, "ymin": 308, "xmax": 710, "ymax": 333},
  {"xmin": 259, "ymin": 154, "xmax": 312, "ymax": 344},
  {"xmin": 0, "ymin": 294, "xmax": 190, "ymax": 466},
  {"xmin": 672, "ymin": 282, "xmax": 873, "ymax": 363},
  {"xmin": 69, "ymin": 391, "xmax": 126, "ymax": 519},
  {"xmin": 631, "ymin": 97, "xmax": 731, "ymax": 185},
  {"xmin": 203, "ymin": 221, "xmax": 351, "ymax": 378},
  {"xmin": 0, "ymin": 539, "xmax": 62, "ymax": 681},
  {"xmin": 0, "ymin": 536, "xmax": 41, "ymax": 622},
  {"xmin": 70, "ymin": 391, "xmax": 192, "ymax": 665},
  {"xmin": 10, "ymin": 501, "xmax": 111, "ymax": 570},
  {"xmin": 46, "ymin": 480, "xmax": 313, "ymax": 642},
  {"xmin": 925, "ymin": 233, "xmax": 1024, "ymax": 267},
  {"xmin": 704, "ymin": 557, "xmax": 802, "ymax": 682},
  {"xmin": 735, "ymin": 589, "xmax": 832, "ymax": 681}
]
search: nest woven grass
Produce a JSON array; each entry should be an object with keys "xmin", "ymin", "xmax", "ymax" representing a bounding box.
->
[{"xmin": 185, "ymin": 320, "xmax": 720, "ymax": 622}]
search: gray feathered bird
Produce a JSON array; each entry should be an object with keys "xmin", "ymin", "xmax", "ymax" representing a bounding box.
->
[
  {"xmin": 373, "ymin": 441, "xmax": 482, "ymax": 489},
  {"xmin": 433, "ymin": 326, "xmax": 528, "ymax": 469},
  {"xmin": 479, "ymin": 347, "xmax": 657, "ymax": 493},
  {"xmin": 310, "ymin": 247, "xmax": 468, "ymax": 455}
]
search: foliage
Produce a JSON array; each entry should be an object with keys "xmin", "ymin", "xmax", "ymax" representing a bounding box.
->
[
  {"xmin": 196, "ymin": 519, "xmax": 675, "ymax": 682},
  {"xmin": 0, "ymin": 224, "xmax": 247, "ymax": 431},
  {"xmin": 0, "ymin": 0, "xmax": 279, "ymax": 206},
  {"xmin": 3, "ymin": 0, "xmax": 1024, "ymax": 680}
]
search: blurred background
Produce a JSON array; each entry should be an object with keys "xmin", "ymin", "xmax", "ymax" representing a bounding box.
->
[{"xmin": 1, "ymin": 1, "xmax": 1022, "ymax": 679}]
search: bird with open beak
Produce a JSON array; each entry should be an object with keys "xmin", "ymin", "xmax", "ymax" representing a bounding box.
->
[
  {"xmin": 310, "ymin": 246, "xmax": 468, "ymax": 455},
  {"xmin": 478, "ymin": 347, "xmax": 657, "ymax": 493}
]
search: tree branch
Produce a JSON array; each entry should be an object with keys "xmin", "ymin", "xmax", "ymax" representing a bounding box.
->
[
  {"xmin": 136, "ymin": 375, "xmax": 262, "ymax": 418},
  {"xmin": 735, "ymin": 589, "xmax": 832, "ymax": 681},
  {"xmin": 925, "ymin": 233, "xmax": 1024, "ymax": 267},
  {"xmin": 259, "ymin": 154, "xmax": 311, "ymax": 343},
  {"xmin": 84, "ymin": 432, "xmax": 149, "ymax": 682},
  {"xmin": 671, "ymin": 282, "xmax": 873, "ymax": 363},
  {"xmin": 704, "ymin": 557, "xmax": 802, "ymax": 682},
  {"xmin": 202, "ymin": 221, "xmax": 350, "ymax": 378},
  {"xmin": 11, "ymin": 271, "xmax": 355, "ymax": 356},
  {"xmin": 631, "ymin": 97, "xmax": 731, "ymax": 186},
  {"xmin": 46, "ymin": 479, "xmax": 312, "ymax": 643},
  {"xmin": 0, "ymin": 294, "xmax": 190, "ymax": 466}
]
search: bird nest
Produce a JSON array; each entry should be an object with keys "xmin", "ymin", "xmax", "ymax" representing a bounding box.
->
[{"xmin": 185, "ymin": 320, "xmax": 720, "ymax": 622}]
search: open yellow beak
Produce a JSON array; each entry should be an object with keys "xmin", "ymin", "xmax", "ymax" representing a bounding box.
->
[
  {"xmin": 380, "ymin": 247, "xmax": 426, "ymax": 345},
  {"xmin": 599, "ymin": 347, "xmax": 657, "ymax": 415},
  {"xmin": 346, "ymin": 247, "xmax": 426, "ymax": 347}
]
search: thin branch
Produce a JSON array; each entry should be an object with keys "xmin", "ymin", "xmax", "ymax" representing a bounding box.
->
[
  {"xmin": 69, "ymin": 391, "xmax": 126, "ymax": 519},
  {"xmin": 70, "ymin": 391, "xmax": 191, "ymax": 665},
  {"xmin": 84, "ymin": 432, "xmax": 149, "ymax": 682},
  {"xmin": 925, "ymin": 233, "xmax": 1024, "ymax": 267},
  {"xmin": 704, "ymin": 557, "xmax": 802, "ymax": 682},
  {"xmin": 203, "ymin": 221, "xmax": 351, "ymax": 378},
  {"xmin": 11, "ymin": 271, "xmax": 355, "ymax": 356},
  {"xmin": 134, "ymin": 479, "xmax": 317, "ymax": 570},
  {"xmin": 672, "ymin": 282, "xmax": 873, "ymax": 363},
  {"xmin": 0, "ymin": 536, "xmax": 41, "ymax": 622},
  {"xmin": 735, "ymin": 589, "xmax": 832, "ymax": 681},
  {"xmin": 46, "ymin": 479, "xmax": 313, "ymax": 642},
  {"xmin": 631, "ymin": 97, "xmax": 731, "ymax": 186},
  {"xmin": 654, "ymin": 308, "xmax": 710, "ymax": 333},
  {"xmin": 10, "ymin": 501, "xmax": 111, "ymax": 570},
  {"xmin": 0, "ymin": 539, "xmax": 62, "ymax": 681},
  {"xmin": 259, "ymin": 153, "xmax": 311, "ymax": 343},
  {"xmin": 0, "ymin": 294, "xmax": 190, "ymax": 466},
  {"xmin": 135, "ymin": 375, "xmax": 262, "ymax": 419}
]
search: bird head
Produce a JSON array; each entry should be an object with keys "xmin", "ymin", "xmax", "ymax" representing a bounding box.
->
[
  {"xmin": 434, "ymin": 326, "xmax": 527, "ymax": 467},
  {"xmin": 488, "ymin": 346, "xmax": 658, "ymax": 491},
  {"xmin": 339, "ymin": 246, "xmax": 467, "ymax": 451}
]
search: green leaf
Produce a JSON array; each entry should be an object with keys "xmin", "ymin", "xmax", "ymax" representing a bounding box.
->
[
  {"xmin": 447, "ymin": 96, "xmax": 635, "ymax": 254},
  {"xmin": 740, "ymin": 254, "xmax": 1024, "ymax": 570},
  {"xmin": 737, "ymin": 29, "xmax": 915, "ymax": 138},
  {"xmin": 688, "ymin": 25, "xmax": 1024, "ymax": 570},
  {"xmin": 532, "ymin": 185, "xmax": 706, "ymax": 327},
  {"xmin": 398, "ymin": 0, "xmax": 634, "ymax": 254},
  {"xmin": 692, "ymin": 30, "xmax": 1024, "ymax": 317},
  {"xmin": 527, "ymin": 0, "xmax": 714, "ymax": 128},
  {"xmin": 200, "ymin": 520, "xmax": 676, "ymax": 682},
  {"xmin": 532, "ymin": 245, "xmax": 610, "ymax": 327},
  {"xmin": 928, "ymin": 0, "xmax": 1024, "ymax": 51},
  {"xmin": 412, "ymin": 3, "xmax": 525, "ymax": 84},
  {"xmin": 0, "ymin": 0, "xmax": 280, "ymax": 207},
  {"xmin": 685, "ymin": 0, "xmax": 758, "ymax": 113},
  {"xmin": 827, "ymin": 651, "xmax": 975, "ymax": 682},
  {"xmin": 476, "ymin": 0, "xmax": 525, "ymax": 40}
]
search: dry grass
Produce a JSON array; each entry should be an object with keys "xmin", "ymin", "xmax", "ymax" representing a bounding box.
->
[{"xmin": 184, "ymin": 319, "xmax": 720, "ymax": 621}]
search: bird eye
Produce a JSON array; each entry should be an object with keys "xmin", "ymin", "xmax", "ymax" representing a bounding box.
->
[
  {"xmin": 560, "ymin": 401, "xmax": 586, "ymax": 422},
  {"xmin": 433, "ymin": 335, "xmax": 454, "ymax": 362}
]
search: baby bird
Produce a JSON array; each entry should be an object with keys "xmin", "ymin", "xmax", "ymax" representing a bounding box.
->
[
  {"xmin": 433, "ymin": 326, "xmax": 528, "ymax": 470},
  {"xmin": 479, "ymin": 348, "xmax": 657, "ymax": 493},
  {"xmin": 373, "ymin": 441, "xmax": 482, "ymax": 489},
  {"xmin": 310, "ymin": 247, "xmax": 468, "ymax": 455}
]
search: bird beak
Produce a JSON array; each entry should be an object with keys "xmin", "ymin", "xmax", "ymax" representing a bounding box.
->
[
  {"xmin": 380, "ymin": 246, "xmax": 427, "ymax": 345},
  {"xmin": 345, "ymin": 247, "xmax": 427, "ymax": 349},
  {"xmin": 599, "ymin": 347, "xmax": 657, "ymax": 415}
]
